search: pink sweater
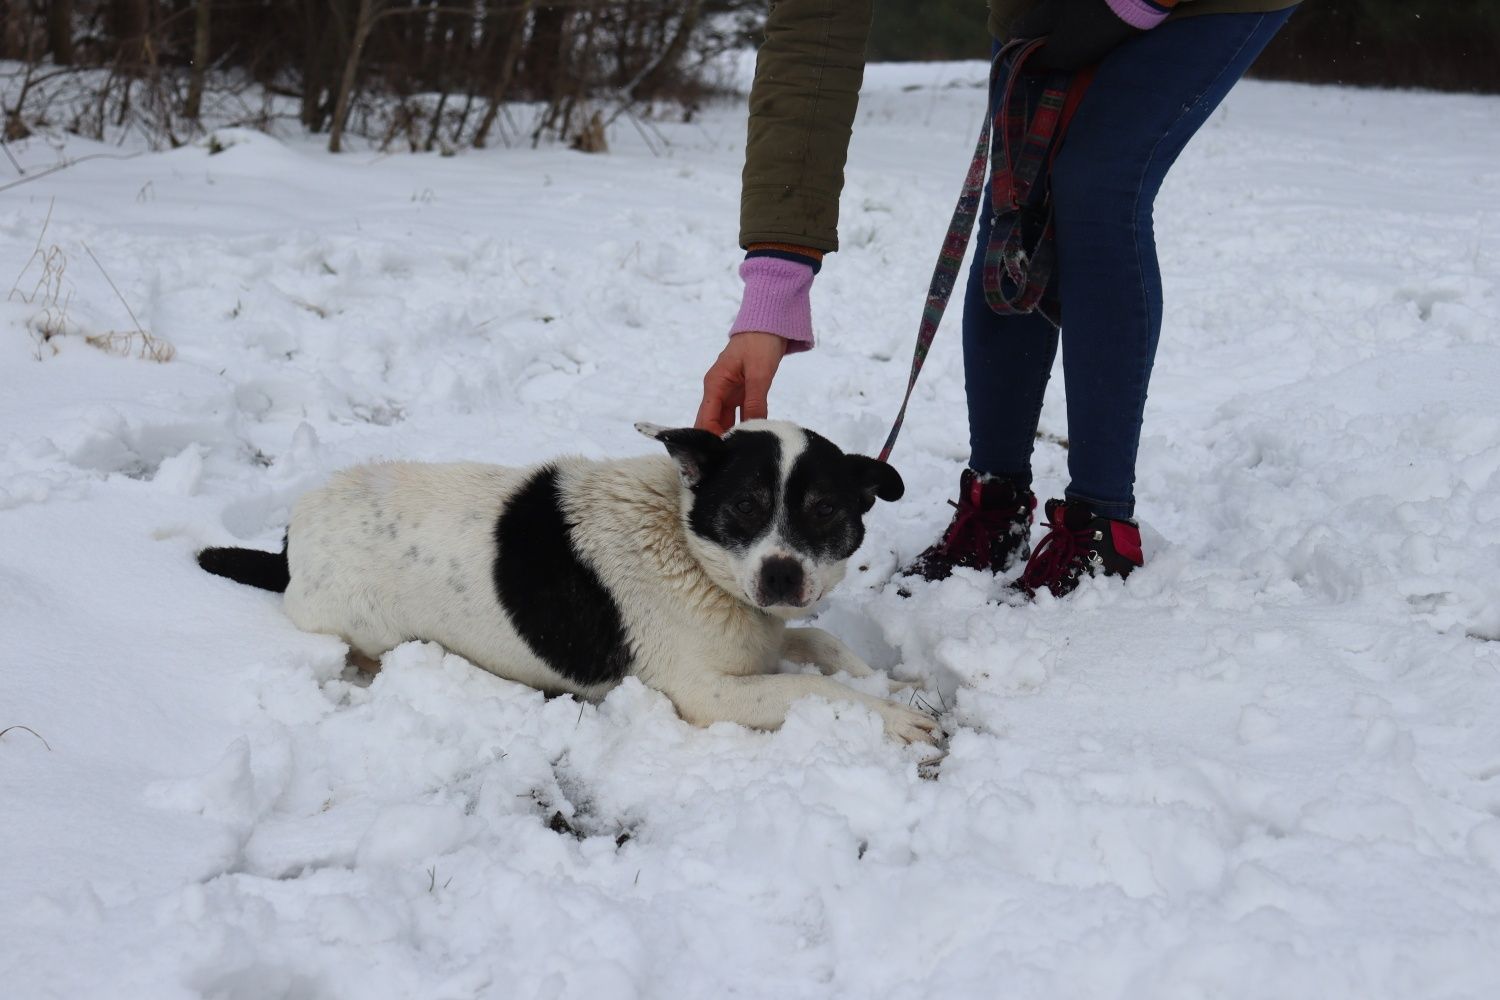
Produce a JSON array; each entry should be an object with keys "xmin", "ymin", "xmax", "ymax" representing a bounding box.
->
[{"xmin": 728, "ymin": 256, "xmax": 815, "ymax": 354}]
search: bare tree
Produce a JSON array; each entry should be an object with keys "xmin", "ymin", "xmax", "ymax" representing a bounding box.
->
[
  {"xmin": 630, "ymin": 0, "xmax": 705, "ymax": 101},
  {"xmin": 113, "ymin": 0, "xmax": 150, "ymax": 72},
  {"xmin": 49, "ymin": 0, "xmax": 76, "ymax": 66},
  {"xmin": 328, "ymin": 0, "xmax": 374, "ymax": 153},
  {"xmin": 2, "ymin": 1, "xmax": 28, "ymax": 61},
  {"xmin": 184, "ymin": 0, "xmax": 211, "ymax": 119},
  {"xmin": 473, "ymin": 0, "xmax": 535, "ymax": 148}
]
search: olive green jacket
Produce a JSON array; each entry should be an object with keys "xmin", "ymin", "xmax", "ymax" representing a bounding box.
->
[{"xmin": 741, "ymin": 0, "xmax": 1300, "ymax": 252}]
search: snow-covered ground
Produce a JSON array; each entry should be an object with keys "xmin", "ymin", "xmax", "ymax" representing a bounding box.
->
[{"xmin": 3, "ymin": 60, "xmax": 1499, "ymax": 999}]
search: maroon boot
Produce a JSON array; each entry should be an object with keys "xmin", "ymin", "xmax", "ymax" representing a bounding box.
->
[
  {"xmin": 903, "ymin": 470, "xmax": 1036, "ymax": 582},
  {"xmin": 1016, "ymin": 499, "xmax": 1143, "ymax": 598}
]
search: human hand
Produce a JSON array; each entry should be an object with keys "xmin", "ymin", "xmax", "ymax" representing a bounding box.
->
[
  {"xmin": 694, "ymin": 332, "xmax": 788, "ymax": 435},
  {"xmin": 1013, "ymin": 0, "xmax": 1141, "ymax": 72}
]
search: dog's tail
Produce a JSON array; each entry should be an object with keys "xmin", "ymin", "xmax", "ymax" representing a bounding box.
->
[{"xmin": 198, "ymin": 539, "xmax": 290, "ymax": 593}]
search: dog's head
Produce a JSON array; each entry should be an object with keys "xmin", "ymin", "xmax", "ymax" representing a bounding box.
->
[{"xmin": 638, "ymin": 420, "xmax": 903, "ymax": 616}]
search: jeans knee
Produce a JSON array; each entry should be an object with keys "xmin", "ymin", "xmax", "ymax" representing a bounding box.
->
[{"xmin": 1050, "ymin": 149, "xmax": 1140, "ymax": 232}]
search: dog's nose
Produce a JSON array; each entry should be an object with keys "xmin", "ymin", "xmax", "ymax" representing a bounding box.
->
[{"xmin": 758, "ymin": 556, "xmax": 805, "ymax": 606}]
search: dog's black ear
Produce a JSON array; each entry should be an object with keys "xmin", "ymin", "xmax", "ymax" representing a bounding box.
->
[
  {"xmin": 845, "ymin": 455, "xmax": 905, "ymax": 510},
  {"xmin": 636, "ymin": 422, "xmax": 725, "ymax": 487}
]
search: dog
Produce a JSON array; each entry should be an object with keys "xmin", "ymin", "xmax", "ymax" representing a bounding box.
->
[{"xmin": 197, "ymin": 421, "xmax": 940, "ymax": 745}]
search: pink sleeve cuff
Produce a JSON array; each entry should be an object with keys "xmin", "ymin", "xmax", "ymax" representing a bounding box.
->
[
  {"xmin": 1105, "ymin": 0, "xmax": 1176, "ymax": 30},
  {"xmin": 729, "ymin": 257, "xmax": 815, "ymax": 354}
]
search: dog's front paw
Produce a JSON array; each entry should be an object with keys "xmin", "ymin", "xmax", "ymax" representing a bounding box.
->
[{"xmin": 874, "ymin": 700, "xmax": 942, "ymax": 746}]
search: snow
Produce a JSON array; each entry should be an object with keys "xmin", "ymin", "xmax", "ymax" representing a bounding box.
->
[{"xmin": 3, "ymin": 61, "xmax": 1500, "ymax": 998}]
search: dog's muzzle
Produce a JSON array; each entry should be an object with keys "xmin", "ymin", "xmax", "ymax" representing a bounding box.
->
[{"xmin": 756, "ymin": 556, "xmax": 808, "ymax": 608}]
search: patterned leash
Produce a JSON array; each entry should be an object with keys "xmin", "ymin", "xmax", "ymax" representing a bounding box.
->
[{"xmin": 877, "ymin": 39, "xmax": 1093, "ymax": 463}]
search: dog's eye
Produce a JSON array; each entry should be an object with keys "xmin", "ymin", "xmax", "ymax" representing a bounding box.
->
[
  {"xmin": 734, "ymin": 498, "xmax": 757, "ymax": 515},
  {"xmin": 813, "ymin": 500, "xmax": 837, "ymax": 518}
]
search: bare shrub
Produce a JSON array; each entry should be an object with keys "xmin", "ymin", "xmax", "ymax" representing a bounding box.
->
[
  {"xmin": 1, "ymin": 1, "xmax": 767, "ymax": 154},
  {"xmin": 6, "ymin": 204, "xmax": 174, "ymax": 363},
  {"xmin": 8, "ymin": 202, "xmax": 73, "ymax": 357}
]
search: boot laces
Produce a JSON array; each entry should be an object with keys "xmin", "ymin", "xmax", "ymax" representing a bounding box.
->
[
  {"xmin": 935, "ymin": 496, "xmax": 1023, "ymax": 569},
  {"xmin": 1019, "ymin": 512, "xmax": 1101, "ymax": 592}
]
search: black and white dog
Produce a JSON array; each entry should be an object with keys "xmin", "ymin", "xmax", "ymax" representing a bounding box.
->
[{"xmin": 198, "ymin": 421, "xmax": 939, "ymax": 745}]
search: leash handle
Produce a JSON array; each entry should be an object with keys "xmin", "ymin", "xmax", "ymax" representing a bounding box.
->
[{"xmin": 876, "ymin": 37, "xmax": 1050, "ymax": 464}]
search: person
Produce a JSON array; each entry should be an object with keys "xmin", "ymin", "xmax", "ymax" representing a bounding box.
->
[{"xmin": 694, "ymin": 0, "xmax": 1299, "ymax": 598}]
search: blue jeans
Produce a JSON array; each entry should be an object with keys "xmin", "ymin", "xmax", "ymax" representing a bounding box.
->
[{"xmin": 963, "ymin": 9, "xmax": 1294, "ymax": 520}]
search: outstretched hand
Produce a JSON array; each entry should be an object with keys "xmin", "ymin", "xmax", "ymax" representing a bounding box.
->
[{"xmin": 694, "ymin": 332, "xmax": 788, "ymax": 435}]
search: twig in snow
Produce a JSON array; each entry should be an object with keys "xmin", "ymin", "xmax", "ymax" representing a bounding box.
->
[
  {"xmin": 0, "ymin": 726, "xmax": 53, "ymax": 751},
  {"xmin": 1, "ymin": 138, "xmax": 22, "ymax": 175},
  {"xmin": 621, "ymin": 106, "xmax": 665, "ymax": 158},
  {"xmin": 1034, "ymin": 428, "xmax": 1070, "ymax": 450},
  {"xmin": 0, "ymin": 151, "xmax": 145, "ymax": 195},
  {"xmin": 81, "ymin": 242, "xmax": 176, "ymax": 362},
  {"xmin": 8, "ymin": 197, "xmax": 54, "ymax": 298},
  {"xmin": 81, "ymin": 242, "xmax": 145, "ymax": 334}
]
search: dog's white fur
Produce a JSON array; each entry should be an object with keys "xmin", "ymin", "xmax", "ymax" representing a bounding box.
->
[{"xmin": 282, "ymin": 434, "xmax": 937, "ymax": 744}]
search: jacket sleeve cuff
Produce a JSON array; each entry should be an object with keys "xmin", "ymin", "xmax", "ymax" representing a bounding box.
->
[
  {"xmin": 744, "ymin": 241, "xmax": 824, "ymax": 274},
  {"xmin": 729, "ymin": 256, "xmax": 815, "ymax": 354},
  {"xmin": 1104, "ymin": 0, "xmax": 1178, "ymax": 30}
]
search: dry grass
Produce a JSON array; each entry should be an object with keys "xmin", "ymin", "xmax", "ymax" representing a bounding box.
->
[
  {"xmin": 9, "ymin": 201, "xmax": 175, "ymax": 362},
  {"xmin": 82, "ymin": 329, "xmax": 177, "ymax": 362},
  {"xmin": 568, "ymin": 110, "xmax": 608, "ymax": 154},
  {"xmin": 8, "ymin": 201, "xmax": 72, "ymax": 357}
]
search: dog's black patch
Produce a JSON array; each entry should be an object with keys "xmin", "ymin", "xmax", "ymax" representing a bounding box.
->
[
  {"xmin": 198, "ymin": 537, "xmax": 290, "ymax": 592},
  {"xmin": 783, "ymin": 431, "xmax": 904, "ymax": 560},
  {"xmin": 494, "ymin": 466, "xmax": 633, "ymax": 687},
  {"xmin": 685, "ymin": 429, "xmax": 782, "ymax": 553}
]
